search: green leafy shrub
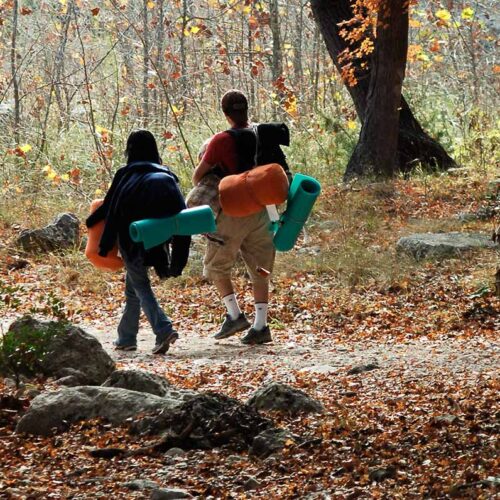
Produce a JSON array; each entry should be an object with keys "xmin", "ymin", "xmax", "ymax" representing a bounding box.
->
[{"xmin": 0, "ymin": 318, "xmax": 67, "ymax": 385}]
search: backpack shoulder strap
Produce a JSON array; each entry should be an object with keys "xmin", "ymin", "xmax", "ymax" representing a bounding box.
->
[{"xmin": 252, "ymin": 123, "xmax": 260, "ymax": 167}]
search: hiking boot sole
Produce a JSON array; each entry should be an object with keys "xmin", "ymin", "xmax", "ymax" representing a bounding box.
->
[
  {"xmin": 152, "ymin": 331, "xmax": 179, "ymax": 355},
  {"xmin": 114, "ymin": 344, "xmax": 137, "ymax": 351},
  {"xmin": 241, "ymin": 335, "xmax": 272, "ymax": 345},
  {"xmin": 214, "ymin": 321, "xmax": 251, "ymax": 340}
]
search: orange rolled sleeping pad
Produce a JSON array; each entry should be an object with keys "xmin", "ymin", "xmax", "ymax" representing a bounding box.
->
[
  {"xmin": 85, "ymin": 199, "xmax": 124, "ymax": 271},
  {"xmin": 219, "ymin": 163, "xmax": 289, "ymax": 217}
]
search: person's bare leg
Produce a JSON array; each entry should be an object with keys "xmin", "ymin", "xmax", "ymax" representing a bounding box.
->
[
  {"xmin": 213, "ymin": 277, "xmax": 234, "ymax": 298},
  {"xmin": 253, "ymin": 280, "xmax": 269, "ymax": 304}
]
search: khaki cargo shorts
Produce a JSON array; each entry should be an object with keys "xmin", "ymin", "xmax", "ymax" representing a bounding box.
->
[{"xmin": 203, "ymin": 210, "xmax": 275, "ymax": 284}]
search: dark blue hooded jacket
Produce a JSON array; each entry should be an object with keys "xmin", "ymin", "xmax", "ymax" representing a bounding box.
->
[{"xmin": 86, "ymin": 162, "xmax": 190, "ymax": 278}]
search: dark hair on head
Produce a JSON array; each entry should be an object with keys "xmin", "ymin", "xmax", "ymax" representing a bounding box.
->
[
  {"xmin": 125, "ymin": 129, "xmax": 162, "ymax": 165},
  {"xmin": 221, "ymin": 89, "xmax": 248, "ymax": 127}
]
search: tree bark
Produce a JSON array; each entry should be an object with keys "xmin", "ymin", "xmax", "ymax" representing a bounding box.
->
[
  {"xmin": 310, "ymin": 0, "xmax": 457, "ymax": 179},
  {"xmin": 10, "ymin": 0, "xmax": 20, "ymax": 144},
  {"xmin": 269, "ymin": 0, "xmax": 283, "ymax": 83},
  {"xmin": 346, "ymin": 0, "xmax": 408, "ymax": 177},
  {"xmin": 155, "ymin": 0, "xmax": 166, "ymax": 125},
  {"xmin": 269, "ymin": 0, "xmax": 284, "ymax": 119},
  {"xmin": 294, "ymin": 1, "xmax": 305, "ymax": 96},
  {"xmin": 142, "ymin": 0, "xmax": 150, "ymax": 125}
]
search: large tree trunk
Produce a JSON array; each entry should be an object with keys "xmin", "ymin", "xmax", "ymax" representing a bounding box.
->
[
  {"xmin": 346, "ymin": 0, "xmax": 408, "ymax": 177},
  {"xmin": 310, "ymin": 0, "xmax": 457, "ymax": 179}
]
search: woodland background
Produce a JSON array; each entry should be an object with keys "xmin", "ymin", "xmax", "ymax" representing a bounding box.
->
[
  {"xmin": 0, "ymin": 0, "xmax": 498, "ymax": 217},
  {"xmin": 0, "ymin": 0, "xmax": 499, "ymax": 498}
]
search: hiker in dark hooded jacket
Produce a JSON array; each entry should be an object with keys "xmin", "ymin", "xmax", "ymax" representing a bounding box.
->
[{"xmin": 86, "ymin": 130, "xmax": 190, "ymax": 354}]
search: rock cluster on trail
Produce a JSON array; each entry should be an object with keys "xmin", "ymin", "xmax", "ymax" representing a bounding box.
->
[
  {"xmin": 16, "ymin": 385, "xmax": 193, "ymax": 436},
  {"xmin": 130, "ymin": 392, "xmax": 271, "ymax": 443},
  {"xmin": 102, "ymin": 369, "xmax": 172, "ymax": 396},
  {"xmin": 8, "ymin": 316, "xmax": 115, "ymax": 385},
  {"xmin": 397, "ymin": 232, "xmax": 497, "ymax": 259},
  {"xmin": 247, "ymin": 382, "xmax": 324, "ymax": 415},
  {"xmin": 16, "ymin": 213, "xmax": 80, "ymax": 253}
]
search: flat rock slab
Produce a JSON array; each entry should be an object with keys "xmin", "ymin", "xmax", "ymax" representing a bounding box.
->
[
  {"xmin": 16, "ymin": 385, "xmax": 193, "ymax": 436},
  {"xmin": 397, "ymin": 232, "xmax": 497, "ymax": 259}
]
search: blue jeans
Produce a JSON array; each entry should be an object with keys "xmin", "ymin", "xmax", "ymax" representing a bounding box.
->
[{"xmin": 116, "ymin": 255, "xmax": 174, "ymax": 347}]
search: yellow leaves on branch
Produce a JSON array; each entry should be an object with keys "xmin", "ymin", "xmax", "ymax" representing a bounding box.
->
[
  {"xmin": 171, "ymin": 105, "xmax": 183, "ymax": 117},
  {"xmin": 435, "ymin": 9, "xmax": 451, "ymax": 22},
  {"xmin": 434, "ymin": 7, "xmax": 473, "ymax": 27},
  {"xmin": 283, "ymin": 94, "xmax": 298, "ymax": 118},
  {"xmin": 461, "ymin": 7, "xmax": 474, "ymax": 20},
  {"xmin": 42, "ymin": 165, "xmax": 80, "ymax": 186},
  {"xmin": 95, "ymin": 125, "xmax": 109, "ymax": 135},
  {"xmin": 407, "ymin": 44, "xmax": 443, "ymax": 69},
  {"xmin": 6, "ymin": 144, "xmax": 32, "ymax": 159}
]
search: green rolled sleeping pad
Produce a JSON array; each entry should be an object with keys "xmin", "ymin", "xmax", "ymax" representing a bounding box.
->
[
  {"xmin": 129, "ymin": 205, "xmax": 216, "ymax": 250},
  {"xmin": 273, "ymin": 173, "xmax": 321, "ymax": 252}
]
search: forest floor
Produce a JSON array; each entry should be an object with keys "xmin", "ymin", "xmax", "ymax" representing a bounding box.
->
[{"xmin": 0, "ymin": 173, "xmax": 499, "ymax": 498}]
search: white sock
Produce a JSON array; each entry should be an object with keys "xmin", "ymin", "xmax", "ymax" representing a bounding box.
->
[
  {"xmin": 223, "ymin": 293, "xmax": 241, "ymax": 320},
  {"xmin": 253, "ymin": 303, "xmax": 268, "ymax": 330}
]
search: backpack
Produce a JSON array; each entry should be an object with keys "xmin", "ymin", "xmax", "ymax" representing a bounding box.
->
[{"xmin": 226, "ymin": 122, "xmax": 291, "ymax": 178}]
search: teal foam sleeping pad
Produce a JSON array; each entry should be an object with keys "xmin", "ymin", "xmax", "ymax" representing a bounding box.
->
[
  {"xmin": 273, "ymin": 173, "xmax": 321, "ymax": 252},
  {"xmin": 129, "ymin": 205, "xmax": 217, "ymax": 250}
]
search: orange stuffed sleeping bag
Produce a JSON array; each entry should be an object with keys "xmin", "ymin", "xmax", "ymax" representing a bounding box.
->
[
  {"xmin": 219, "ymin": 163, "xmax": 289, "ymax": 217},
  {"xmin": 85, "ymin": 199, "xmax": 124, "ymax": 271}
]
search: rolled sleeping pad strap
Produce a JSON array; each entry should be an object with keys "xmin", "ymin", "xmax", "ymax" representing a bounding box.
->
[
  {"xmin": 129, "ymin": 205, "xmax": 216, "ymax": 250},
  {"xmin": 273, "ymin": 174, "xmax": 321, "ymax": 252},
  {"xmin": 85, "ymin": 199, "xmax": 124, "ymax": 271}
]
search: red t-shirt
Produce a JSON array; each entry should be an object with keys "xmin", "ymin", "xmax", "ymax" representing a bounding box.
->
[{"xmin": 202, "ymin": 131, "xmax": 239, "ymax": 175}]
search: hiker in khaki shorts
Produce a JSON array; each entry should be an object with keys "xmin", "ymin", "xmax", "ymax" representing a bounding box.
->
[{"xmin": 192, "ymin": 90, "xmax": 290, "ymax": 345}]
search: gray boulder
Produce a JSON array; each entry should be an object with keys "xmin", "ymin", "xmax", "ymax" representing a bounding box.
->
[
  {"xmin": 55, "ymin": 368, "xmax": 89, "ymax": 387},
  {"xmin": 347, "ymin": 362, "xmax": 379, "ymax": 375},
  {"xmin": 247, "ymin": 382, "xmax": 323, "ymax": 415},
  {"xmin": 17, "ymin": 213, "xmax": 80, "ymax": 253},
  {"xmin": 124, "ymin": 479, "xmax": 159, "ymax": 491},
  {"xmin": 243, "ymin": 477, "xmax": 262, "ymax": 491},
  {"xmin": 397, "ymin": 232, "xmax": 497, "ymax": 259},
  {"xmin": 151, "ymin": 489, "xmax": 193, "ymax": 499},
  {"xmin": 103, "ymin": 369, "xmax": 171, "ymax": 396},
  {"xmin": 249, "ymin": 428, "xmax": 295, "ymax": 458},
  {"xmin": 368, "ymin": 466, "xmax": 397, "ymax": 482},
  {"xmin": 8, "ymin": 316, "xmax": 115, "ymax": 385},
  {"xmin": 16, "ymin": 385, "xmax": 191, "ymax": 436},
  {"xmin": 456, "ymin": 206, "xmax": 497, "ymax": 222}
]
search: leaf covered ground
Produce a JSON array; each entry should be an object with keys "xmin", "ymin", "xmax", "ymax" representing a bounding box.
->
[{"xmin": 0, "ymin": 175, "xmax": 499, "ymax": 498}]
